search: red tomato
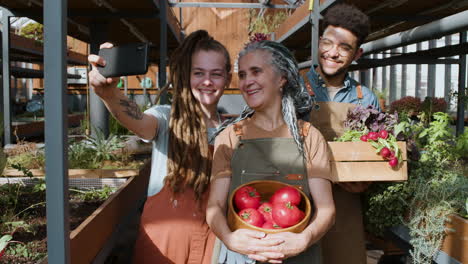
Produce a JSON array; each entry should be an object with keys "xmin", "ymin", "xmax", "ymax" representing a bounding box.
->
[
  {"xmin": 234, "ymin": 186, "xmax": 261, "ymax": 210},
  {"xmin": 258, "ymin": 202, "xmax": 273, "ymax": 223},
  {"xmin": 272, "ymin": 202, "xmax": 305, "ymax": 228},
  {"xmin": 262, "ymin": 221, "xmax": 282, "ymax": 229},
  {"xmin": 238, "ymin": 208, "xmax": 265, "ymax": 227},
  {"xmin": 269, "ymin": 186, "xmax": 301, "ymax": 206}
]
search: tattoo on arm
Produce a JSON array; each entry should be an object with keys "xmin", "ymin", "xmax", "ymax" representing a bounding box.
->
[{"xmin": 119, "ymin": 99, "xmax": 143, "ymax": 120}]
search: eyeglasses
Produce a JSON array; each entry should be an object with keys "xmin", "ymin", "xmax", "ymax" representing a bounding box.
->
[{"xmin": 319, "ymin": 38, "xmax": 355, "ymax": 57}]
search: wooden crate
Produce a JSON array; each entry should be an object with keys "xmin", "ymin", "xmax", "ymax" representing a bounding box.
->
[
  {"xmin": 440, "ymin": 214, "xmax": 468, "ymax": 263},
  {"xmin": 328, "ymin": 141, "xmax": 407, "ymax": 182}
]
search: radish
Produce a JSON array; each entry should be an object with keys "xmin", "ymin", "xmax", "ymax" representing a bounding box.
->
[
  {"xmin": 378, "ymin": 130, "xmax": 389, "ymax": 139},
  {"xmin": 388, "ymin": 157, "xmax": 398, "ymax": 167},
  {"xmin": 368, "ymin": 132, "xmax": 379, "ymax": 141},
  {"xmin": 380, "ymin": 147, "xmax": 391, "ymax": 158}
]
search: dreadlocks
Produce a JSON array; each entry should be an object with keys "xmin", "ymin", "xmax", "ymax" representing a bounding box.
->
[{"xmin": 158, "ymin": 30, "xmax": 231, "ymax": 200}]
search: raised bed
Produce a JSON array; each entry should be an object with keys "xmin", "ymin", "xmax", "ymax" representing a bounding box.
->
[
  {"xmin": 327, "ymin": 141, "xmax": 407, "ymax": 182},
  {"xmin": 12, "ymin": 113, "xmax": 84, "ymax": 139},
  {"xmin": 3, "ymin": 168, "xmax": 139, "ymax": 179},
  {"xmin": 37, "ymin": 161, "xmax": 150, "ymax": 264}
]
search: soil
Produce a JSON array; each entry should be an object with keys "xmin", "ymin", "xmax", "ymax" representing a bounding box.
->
[{"xmin": 0, "ymin": 184, "xmax": 111, "ymax": 264}]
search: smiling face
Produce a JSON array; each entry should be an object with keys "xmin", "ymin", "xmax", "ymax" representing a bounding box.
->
[
  {"xmin": 238, "ymin": 50, "xmax": 286, "ymax": 112},
  {"xmin": 318, "ymin": 25, "xmax": 362, "ymax": 79},
  {"xmin": 190, "ymin": 50, "xmax": 230, "ymax": 108}
]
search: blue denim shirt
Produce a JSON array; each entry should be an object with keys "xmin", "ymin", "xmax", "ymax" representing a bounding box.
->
[{"xmin": 306, "ymin": 67, "xmax": 381, "ymax": 111}]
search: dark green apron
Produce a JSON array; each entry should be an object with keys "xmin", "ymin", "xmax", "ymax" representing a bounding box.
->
[{"xmin": 227, "ymin": 122, "xmax": 321, "ymax": 264}]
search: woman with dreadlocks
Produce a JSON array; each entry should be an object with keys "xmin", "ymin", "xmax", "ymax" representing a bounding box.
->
[
  {"xmin": 88, "ymin": 30, "xmax": 231, "ymax": 264},
  {"xmin": 206, "ymin": 40, "xmax": 335, "ymax": 263}
]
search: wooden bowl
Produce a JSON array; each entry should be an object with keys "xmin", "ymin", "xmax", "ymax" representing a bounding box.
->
[{"xmin": 227, "ymin": 180, "xmax": 312, "ymax": 234}]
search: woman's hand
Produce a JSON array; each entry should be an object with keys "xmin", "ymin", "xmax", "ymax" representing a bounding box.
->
[
  {"xmin": 88, "ymin": 42, "xmax": 120, "ymax": 100},
  {"xmin": 225, "ymin": 229, "xmax": 285, "ymax": 262},
  {"xmin": 248, "ymin": 231, "xmax": 309, "ymax": 260}
]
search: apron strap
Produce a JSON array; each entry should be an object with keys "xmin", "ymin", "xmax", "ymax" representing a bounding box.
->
[
  {"xmin": 356, "ymin": 83, "xmax": 363, "ymax": 105},
  {"xmin": 300, "ymin": 121, "xmax": 311, "ymax": 138},
  {"xmin": 304, "ymin": 71, "xmax": 364, "ymax": 105},
  {"xmin": 302, "ymin": 73, "xmax": 315, "ymax": 96}
]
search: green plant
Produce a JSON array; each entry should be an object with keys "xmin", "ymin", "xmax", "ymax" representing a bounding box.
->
[
  {"xmin": 406, "ymin": 167, "xmax": 467, "ymax": 263},
  {"xmin": 363, "ymin": 112, "xmax": 467, "ymax": 263},
  {"xmin": 68, "ymin": 139, "xmax": 96, "ymax": 169},
  {"xmin": 6, "ymin": 150, "xmax": 45, "ymax": 170},
  {"xmin": 70, "ymin": 185, "xmax": 115, "ymax": 202},
  {"xmin": 373, "ymin": 88, "xmax": 388, "ymax": 100},
  {"xmin": 18, "ymin": 22, "xmax": 43, "ymax": 42},
  {"xmin": 247, "ymin": 9, "xmax": 289, "ymax": 35},
  {"xmin": 85, "ymin": 128, "xmax": 124, "ymax": 164},
  {"xmin": 421, "ymin": 97, "xmax": 447, "ymax": 117},
  {"xmin": 110, "ymin": 114, "xmax": 131, "ymax": 136},
  {"xmin": 10, "ymin": 163, "xmax": 33, "ymax": 178}
]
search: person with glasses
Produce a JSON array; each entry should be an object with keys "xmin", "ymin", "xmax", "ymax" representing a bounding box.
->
[{"xmin": 302, "ymin": 4, "xmax": 380, "ymax": 264}]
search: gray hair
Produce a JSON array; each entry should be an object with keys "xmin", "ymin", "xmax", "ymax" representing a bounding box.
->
[{"xmin": 213, "ymin": 40, "xmax": 312, "ymax": 155}]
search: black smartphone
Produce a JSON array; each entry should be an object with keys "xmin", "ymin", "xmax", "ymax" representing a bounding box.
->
[{"xmin": 97, "ymin": 42, "xmax": 149, "ymax": 77}]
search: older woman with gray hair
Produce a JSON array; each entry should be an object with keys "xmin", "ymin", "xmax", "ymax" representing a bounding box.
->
[{"xmin": 207, "ymin": 40, "xmax": 335, "ymax": 263}]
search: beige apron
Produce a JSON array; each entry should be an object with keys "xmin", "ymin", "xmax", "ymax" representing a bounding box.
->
[
  {"xmin": 306, "ymin": 80, "xmax": 367, "ymax": 264},
  {"xmin": 227, "ymin": 121, "xmax": 321, "ymax": 264}
]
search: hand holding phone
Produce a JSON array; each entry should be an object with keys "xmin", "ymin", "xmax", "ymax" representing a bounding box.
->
[{"xmin": 97, "ymin": 42, "xmax": 149, "ymax": 78}]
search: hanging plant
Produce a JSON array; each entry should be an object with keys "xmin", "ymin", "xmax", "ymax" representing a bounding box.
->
[
  {"xmin": 18, "ymin": 22, "xmax": 43, "ymax": 43},
  {"xmin": 247, "ymin": 9, "xmax": 289, "ymax": 35}
]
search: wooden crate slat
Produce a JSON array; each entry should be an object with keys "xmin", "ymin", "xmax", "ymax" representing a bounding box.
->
[
  {"xmin": 328, "ymin": 141, "xmax": 407, "ymax": 161},
  {"xmin": 331, "ymin": 161, "xmax": 407, "ymax": 182}
]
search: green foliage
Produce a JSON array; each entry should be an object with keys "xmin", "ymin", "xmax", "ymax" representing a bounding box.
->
[
  {"xmin": 70, "ymin": 185, "xmax": 115, "ymax": 202},
  {"xmin": 68, "ymin": 129, "xmax": 124, "ymax": 169},
  {"xmin": 363, "ymin": 112, "xmax": 467, "ymax": 263},
  {"xmin": 110, "ymin": 114, "xmax": 131, "ymax": 136},
  {"xmin": 18, "ymin": 22, "xmax": 43, "ymax": 42},
  {"xmin": 86, "ymin": 128, "xmax": 125, "ymax": 164},
  {"xmin": 373, "ymin": 88, "xmax": 388, "ymax": 100},
  {"xmin": 407, "ymin": 166, "xmax": 467, "ymax": 263},
  {"xmin": 6, "ymin": 151, "xmax": 45, "ymax": 170},
  {"xmin": 248, "ymin": 9, "xmax": 288, "ymax": 35},
  {"xmin": 417, "ymin": 112, "xmax": 458, "ymax": 163},
  {"xmin": 0, "ymin": 235, "xmax": 12, "ymax": 252},
  {"xmin": 10, "ymin": 163, "xmax": 33, "ymax": 178},
  {"xmin": 421, "ymin": 97, "xmax": 447, "ymax": 117},
  {"xmin": 5, "ymin": 241, "xmax": 46, "ymax": 261}
]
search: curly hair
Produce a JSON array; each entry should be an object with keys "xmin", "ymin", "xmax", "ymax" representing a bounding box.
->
[
  {"xmin": 322, "ymin": 3, "xmax": 370, "ymax": 46},
  {"xmin": 215, "ymin": 40, "xmax": 312, "ymax": 155},
  {"xmin": 158, "ymin": 30, "xmax": 231, "ymax": 200}
]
